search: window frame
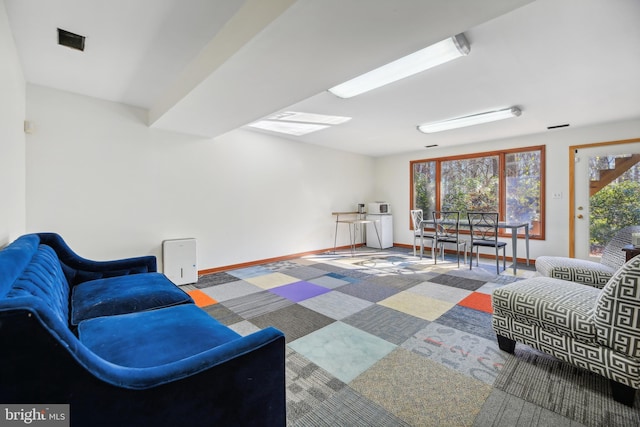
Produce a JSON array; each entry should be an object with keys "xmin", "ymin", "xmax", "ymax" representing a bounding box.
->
[{"xmin": 410, "ymin": 145, "xmax": 545, "ymax": 240}]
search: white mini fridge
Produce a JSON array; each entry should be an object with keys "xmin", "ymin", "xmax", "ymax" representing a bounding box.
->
[{"xmin": 366, "ymin": 214, "xmax": 393, "ymax": 249}]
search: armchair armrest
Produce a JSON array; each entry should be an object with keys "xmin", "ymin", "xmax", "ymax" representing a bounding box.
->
[
  {"xmin": 535, "ymin": 255, "xmax": 616, "ymax": 288},
  {"xmin": 35, "ymin": 232, "xmax": 157, "ymax": 285},
  {"xmin": 548, "ymin": 266, "xmax": 613, "ymax": 288}
]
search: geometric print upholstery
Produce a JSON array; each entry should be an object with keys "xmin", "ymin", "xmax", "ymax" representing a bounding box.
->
[
  {"xmin": 492, "ymin": 277, "xmax": 600, "ymax": 343},
  {"xmin": 535, "ymin": 256, "xmax": 616, "ymax": 288},
  {"xmin": 492, "ymin": 270, "xmax": 640, "ymax": 390},
  {"xmin": 594, "ymin": 255, "xmax": 640, "ymax": 359},
  {"xmin": 535, "ymin": 225, "xmax": 640, "ymax": 288},
  {"xmin": 493, "ymin": 314, "xmax": 640, "ymax": 389}
]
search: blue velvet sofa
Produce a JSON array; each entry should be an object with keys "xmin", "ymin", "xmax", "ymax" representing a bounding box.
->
[{"xmin": 0, "ymin": 233, "xmax": 286, "ymax": 426}]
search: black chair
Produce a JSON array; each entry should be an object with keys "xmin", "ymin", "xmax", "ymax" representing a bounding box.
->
[
  {"xmin": 467, "ymin": 212, "xmax": 506, "ymax": 273},
  {"xmin": 432, "ymin": 211, "xmax": 467, "ymax": 267},
  {"xmin": 410, "ymin": 209, "xmax": 435, "ymax": 259}
]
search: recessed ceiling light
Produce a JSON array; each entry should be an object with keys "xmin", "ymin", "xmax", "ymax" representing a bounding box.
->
[
  {"xmin": 247, "ymin": 111, "xmax": 351, "ymax": 136},
  {"xmin": 268, "ymin": 112, "xmax": 351, "ymax": 125},
  {"xmin": 248, "ymin": 121, "xmax": 330, "ymax": 136}
]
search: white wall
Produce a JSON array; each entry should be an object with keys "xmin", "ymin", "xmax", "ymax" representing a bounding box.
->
[
  {"xmin": 19, "ymin": 78, "xmax": 640, "ymax": 268},
  {"xmin": 374, "ymin": 119, "xmax": 640, "ymax": 260},
  {"xmin": 25, "ymin": 85, "xmax": 375, "ymax": 270},
  {"xmin": 0, "ymin": 1, "xmax": 26, "ymax": 247}
]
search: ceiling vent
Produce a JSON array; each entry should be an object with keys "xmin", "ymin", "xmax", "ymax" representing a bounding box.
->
[
  {"xmin": 547, "ymin": 123, "xmax": 570, "ymax": 130},
  {"xmin": 58, "ymin": 28, "xmax": 85, "ymax": 51}
]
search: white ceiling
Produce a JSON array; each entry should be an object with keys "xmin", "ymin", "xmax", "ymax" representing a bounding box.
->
[{"xmin": 6, "ymin": 0, "xmax": 640, "ymax": 157}]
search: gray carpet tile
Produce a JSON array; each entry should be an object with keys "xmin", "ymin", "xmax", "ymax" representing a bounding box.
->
[
  {"xmin": 286, "ymin": 347, "xmax": 346, "ymax": 423},
  {"xmin": 250, "ymin": 304, "xmax": 335, "ymax": 344},
  {"xmin": 298, "ymin": 291, "xmax": 373, "ymax": 320},
  {"xmin": 220, "ymin": 290, "xmax": 293, "ymax": 319},
  {"xmin": 263, "ymin": 260, "xmax": 304, "ymax": 272},
  {"xmin": 334, "ymin": 280, "xmax": 403, "ymax": 303},
  {"xmin": 436, "ymin": 305, "xmax": 496, "ymax": 341},
  {"xmin": 494, "ymin": 347, "xmax": 640, "ymax": 427},
  {"xmin": 402, "ymin": 322, "xmax": 507, "ymax": 385},
  {"xmin": 325, "ymin": 271, "xmax": 361, "ymax": 283},
  {"xmin": 193, "ymin": 271, "xmax": 239, "ymax": 288},
  {"xmin": 198, "ymin": 279, "xmax": 262, "ymax": 302},
  {"xmin": 304, "ymin": 262, "xmax": 351, "ymax": 274},
  {"xmin": 342, "ymin": 303, "xmax": 430, "ymax": 345},
  {"xmin": 448, "ymin": 266, "xmax": 501, "ymax": 282},
  {"xmin": 364, "ymin": 273, "xmax": 424, "ymax": 290},
  {"xmin": 473, "ymin": 389, "xmax": 586, "ymax": 427},
  {"xmin": 278, "ymin": 265, "xmax": 334, "ymax": 281},
  {"xmin": 307, "ymin": 274, "xmax": 351, "ymax": 289},
  {"xmin": 227, "ymin": 320, "xmax": 261, "ymax": 336},
  {"xmin": 428, "ymin": 273, "xmax": 489, "ymax": 291},
  {"xmin": 290, "ymin": 387, "xmax": 411, "ymax": 427},
  {"xmin": 201, "ymin": 303, "xmax": 244, "ymax": 326}
]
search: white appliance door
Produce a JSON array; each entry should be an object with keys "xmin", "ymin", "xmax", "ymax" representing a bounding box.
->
[{"xmin": 366, "ymin": 215, "xmax": 393, "ymax": 248}]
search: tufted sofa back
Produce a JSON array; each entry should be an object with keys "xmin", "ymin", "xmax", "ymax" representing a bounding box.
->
[
  {"xmin": 0, "ymin": 234, "xmax": 71, "ymax": 327},
  {"xmin": 594, "ymin": 255, "xmax": 640, "ymax": 358}
]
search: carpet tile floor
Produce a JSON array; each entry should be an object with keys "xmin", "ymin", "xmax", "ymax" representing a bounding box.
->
[{"xmin": 182, "ymin": 247, "xmax": 640, "ymax": 426}]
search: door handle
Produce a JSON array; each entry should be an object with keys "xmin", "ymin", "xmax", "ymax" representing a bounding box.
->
[{"xmin": 577, "ymin": 214, "xmax": 584, "ymax": 219}]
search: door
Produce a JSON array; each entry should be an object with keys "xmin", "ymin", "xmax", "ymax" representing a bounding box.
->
[{"xmin": 572, "ymin": 140, "xmax": 640, "ymax": 260}]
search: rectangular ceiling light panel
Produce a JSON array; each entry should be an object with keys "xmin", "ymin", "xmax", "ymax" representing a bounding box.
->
[
  {"xmin": 328, "ymin": 33, "xmax": 469, "ymax": 99},
  {"xmin": 268, "ymin": 111, "xmax": 351, "ymax": 125},
  {"xmin": 248, "ymin": 111, "xmax": 351, "ymax": 136},
  {"xmin": 248, "ymin": 121, "xmax": 330, "ymax": 136}
]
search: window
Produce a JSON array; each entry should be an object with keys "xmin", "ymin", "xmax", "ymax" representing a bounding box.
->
[{"xmin": 410, "ymin": 145, "xmax": 545, "ymax": 238}]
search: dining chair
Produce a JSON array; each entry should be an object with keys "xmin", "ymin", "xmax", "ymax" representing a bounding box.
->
[
  {"xmin": 410, "ymin": 209, "xmax": 435, "ymax": 259},
  {"xmin": 432, "ymin": 211, "xmax": 467, "ymax": 267},
  {"xmin": 467, "ymin": 212, "xmax": 506, "ymax": 274}
]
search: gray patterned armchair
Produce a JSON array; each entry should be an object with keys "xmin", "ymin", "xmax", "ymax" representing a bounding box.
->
[
  {"xmin": 492, "ymin": 255, "xmax": 640, "ymax": 406},
  {"xmin": 535, "ymin": 226, "xmax": 640, "ymax": 288}
]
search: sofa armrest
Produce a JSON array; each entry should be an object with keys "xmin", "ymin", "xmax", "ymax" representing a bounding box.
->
[{"xmin": 35, "ymin": 232, "xmax": 157, "ymax": 285}]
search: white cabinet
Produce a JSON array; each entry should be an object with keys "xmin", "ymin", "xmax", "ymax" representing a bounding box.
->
[
  {"xmin": 163, "ymin": 238, "xmax": 198, "ymax": 285},
  {"xmin": 366, "ymin": 214, "xmax": 393, "ymax": 249}
]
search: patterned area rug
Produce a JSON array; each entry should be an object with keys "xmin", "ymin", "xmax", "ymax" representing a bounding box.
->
[{"xmin": 182, "ymin": 247, "xmax": 640, "ymax": 426}]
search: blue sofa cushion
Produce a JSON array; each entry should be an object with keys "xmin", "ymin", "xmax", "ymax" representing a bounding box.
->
[
  {"xmin": 71, "ymin": 272, "xmax": 193, "ymax": 325},
  {"xmin": 78, "ymin": 304, "xmax": 241, "ymax": 368}
]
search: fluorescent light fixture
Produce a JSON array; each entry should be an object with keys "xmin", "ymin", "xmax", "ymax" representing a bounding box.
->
[
  {"xmin": 417, "ymin": 107, "xmax": 522, "ymax": 134},
  {"xmin": 328, "ymin": 33, "xmax": 470, "ymax": 99},
  {"xmin": 247, "ymin": 111, "xmax": 352, "ymax": 136}
]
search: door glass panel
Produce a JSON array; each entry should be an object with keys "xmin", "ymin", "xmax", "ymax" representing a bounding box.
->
[{"xmin": 588, "ymin": 154, "xmax": 640, "ymax": 256}]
